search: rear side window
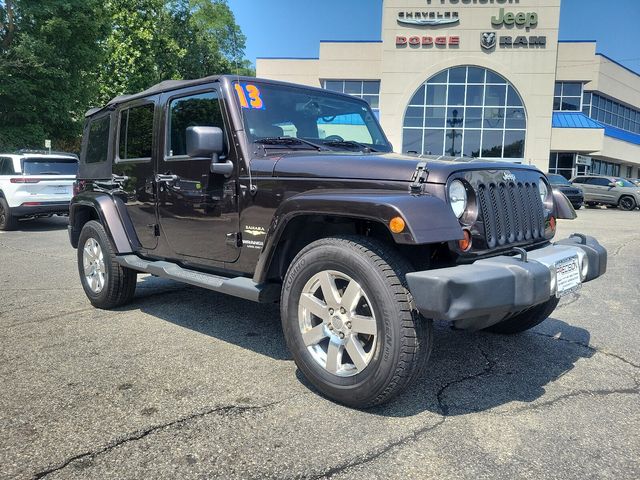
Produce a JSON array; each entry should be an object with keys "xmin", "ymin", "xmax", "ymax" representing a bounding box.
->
[
  {"xmin": 86, "ymin": 116, "xmax": 111, "ymax": 164},
  {"xmin": 118, "ymin": 103, "xmax": 154, "ymax": 161},
  {"xmin": 22, "ymin": 158, "xmax": 78, "ymax": 176},
  {"xmin": 0, "ymin": 157, "xmax": 15, "ymax": 175},
  {"xmin": 168, "ymin": 91, "xmax": 223, "ymax": 157},
  {"xmin": 586, "ymin": 178, "xmax": 610, "ymax": 186}
]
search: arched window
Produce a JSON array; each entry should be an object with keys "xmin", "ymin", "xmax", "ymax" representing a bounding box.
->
[{"xmin": 402, "ymin": 66, "xmax": 526, "ymax": 160}]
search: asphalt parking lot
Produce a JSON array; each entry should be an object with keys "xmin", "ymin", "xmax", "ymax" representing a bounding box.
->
[{"xmin": 1, "ymin": 208, "xmax": 639, "ymax": 480}]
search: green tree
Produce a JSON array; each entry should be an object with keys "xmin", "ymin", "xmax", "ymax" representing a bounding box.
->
[
  {"xmin": 99, "ymin": 0, "xmax": 252, "ymax": 103},
  {"xmin": 0, "ymin": 0, "xmax": 252, "ymax": 152},
  {"xmin": 0, "ymin": 0, "xmax": 109, "ymax": 151}
]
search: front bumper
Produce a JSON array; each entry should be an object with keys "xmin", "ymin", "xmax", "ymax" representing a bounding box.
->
[{"xmin": 406, "ymin": 234, "xmax": 606, "ymax": 330}]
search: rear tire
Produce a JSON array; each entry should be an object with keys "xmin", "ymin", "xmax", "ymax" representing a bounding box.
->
[
  {"xmin": 281, "ymin": 236, "xmax": 432, "ymax": 408},
  {"xmin": 0, "ymin": 197, "xmax": 17, "ymax": 231},
  {"xmin": 77, "ymin": 220, "xmax": 137, "ymax": 309},
  {"xmin": 618, "ymin": 196, "xmax": 636, "ymax": 211},
  {"xmin": 484, "ymin": 297, "xmax": 560, "ymax": 334}
]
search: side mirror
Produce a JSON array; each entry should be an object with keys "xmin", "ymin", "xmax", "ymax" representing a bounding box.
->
[
  {"xmin": 186, "ymin": 126, "xmax": 224, "ymax": 158},
  {"xmin": 608, "ymin": 182, "xmax": 617, "ymax": 188},
  {"xmin": 186, "ymin": 126, "xmax": 233, "ymax": 177}
]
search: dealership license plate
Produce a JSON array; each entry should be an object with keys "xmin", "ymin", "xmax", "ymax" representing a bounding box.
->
[
  {"xmin": 54, "ymin": 186, "xmax": 68, "ymax": 194},
  {"xmin": 555, "ymin": 255, "xmax": 581, "ymax": 298}
]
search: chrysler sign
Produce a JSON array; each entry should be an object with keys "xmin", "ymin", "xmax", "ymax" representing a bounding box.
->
[{"xmin": 397, "ymin": 11, "xmax": 460, "ymax": 26}]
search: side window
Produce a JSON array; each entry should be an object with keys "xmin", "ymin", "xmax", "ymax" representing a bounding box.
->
[
  {"xmin": 118, "ymin": 104, "xmax": 154, "ymax": 161},
  {"xmin": 168, "ymin": 91, "xmax": 224, "ymax": 157},
  {"xmin": 0, "ymin": 158, "xmax": 14, "ymax": 175},
  {"xmin": 587, "ymin": 178, "xmax": 610, "ymax": 186},
  {"xmin": 86, "ymin": 116, "xmax": 111, "ymax": 164},
  {"xmin": 572, "ymin": 177, "xmax": 585, "ymax": 184}
]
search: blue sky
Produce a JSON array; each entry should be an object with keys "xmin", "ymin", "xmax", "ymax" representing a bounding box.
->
[{"xmin": 227, "ymin": 0, "xmax": 640, "ymax": 74}]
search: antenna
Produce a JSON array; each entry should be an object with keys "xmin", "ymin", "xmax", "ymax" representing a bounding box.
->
[{"xmin": 232, "ymin": 25, "xmax": 257, "ymax": 195}]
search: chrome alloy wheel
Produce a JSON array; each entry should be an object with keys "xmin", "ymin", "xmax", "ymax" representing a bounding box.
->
[
  {"xmin": 298, "ymin": 270, "xmax": 378, "ymax": 377},
  {"xmin": 83, "ymin": 238, "xmax": 106, "ymax": 293}
]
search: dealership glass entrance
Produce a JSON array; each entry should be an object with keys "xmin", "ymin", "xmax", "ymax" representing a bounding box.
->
[{"xmin": 402, "ymin": 66, "xmax": 527, "ymax": 161}]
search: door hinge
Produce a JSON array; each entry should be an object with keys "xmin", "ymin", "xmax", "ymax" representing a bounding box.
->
[{"xmin": 226, "ymin": 232, "xmax": 243, "ymax": 248}]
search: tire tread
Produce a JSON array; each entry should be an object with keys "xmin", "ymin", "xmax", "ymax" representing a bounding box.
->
[
  {"xmin": 283, "ymin": 235, "xmax": 432, "ymax": 408},
  {"xmin": 78, "ymin": 220, "xmax": 136, "ymax": 309}
]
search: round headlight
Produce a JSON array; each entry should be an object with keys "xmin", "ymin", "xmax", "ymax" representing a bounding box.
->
[
  {"xmin": 449, "ymin": 180, "xmax": 468, "ymax": 218},
  {"xmin": 538, "ymin": 180, "xmax": 549, "ymax": 203}
]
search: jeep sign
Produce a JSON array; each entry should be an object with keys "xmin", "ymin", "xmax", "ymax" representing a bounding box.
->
[{"xmin": 491, "ymin": 8, "xmax": 538, "ymax": 30}]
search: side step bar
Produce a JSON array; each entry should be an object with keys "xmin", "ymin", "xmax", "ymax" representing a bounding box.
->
[{"xmin": 114, "ymin": 254, "xmax": 280, "ymax": 303}]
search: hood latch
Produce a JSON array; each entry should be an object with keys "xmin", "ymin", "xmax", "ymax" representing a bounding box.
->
[{"xmin": 410, "ymin": 161, "xmax": 429, "ymax": 194}]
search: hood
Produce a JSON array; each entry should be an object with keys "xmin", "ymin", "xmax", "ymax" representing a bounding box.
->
[{"xmin": 272, "ymin": 152, "xmax": 539, "ymax": 184}]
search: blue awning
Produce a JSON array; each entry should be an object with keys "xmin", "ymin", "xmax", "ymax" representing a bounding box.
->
[
  {"xmin": 552, "ymin": 112, "xmax": 640, "ymax": 146},
  {"xmin": 552, "ymin": 112, "xmax": 602, "ymax": 129}
]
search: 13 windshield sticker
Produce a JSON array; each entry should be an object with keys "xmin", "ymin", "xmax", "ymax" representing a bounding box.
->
[{"xmin": 234, "ymin": 83, "xmax": 264, "ymax": 110}]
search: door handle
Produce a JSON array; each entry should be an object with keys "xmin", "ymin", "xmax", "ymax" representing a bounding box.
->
[{"xmin": 156, "ymin": 174, "xmax": 179, "ymax": 183}]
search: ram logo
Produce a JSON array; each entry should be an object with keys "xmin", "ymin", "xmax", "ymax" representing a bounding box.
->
[{"xmin": 481, "ymin": 32, "xmax": 497, "ymax": 50}]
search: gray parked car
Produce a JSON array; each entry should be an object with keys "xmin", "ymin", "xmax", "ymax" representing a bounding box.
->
[{"xmin": 571, "ymin": 175, "xmax": 640, "ymax": 211}]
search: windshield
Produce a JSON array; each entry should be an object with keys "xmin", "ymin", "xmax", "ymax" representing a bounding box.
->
[
  {"xmin": 614, "ymin": 178, "xmax": 637, "ymax": 188},
  {"xmin": 22, "ymin": 158, "xmax": 78, "ymax": 175},
  {"xmin": 233, "ymin": 81, "xmax": 391, "ymax": 153},
  {"xmin": 547, "ymin": 174, "xmax": 571, "ymax": 185}
]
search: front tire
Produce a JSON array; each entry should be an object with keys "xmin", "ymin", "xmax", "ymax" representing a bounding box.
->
[
  {"xmin": 77, "ymin": 220, "xmax": 137, "ymax": 309},
  {"xmin": 0, "ymin": 197, "xmax": 17, "ymax": 231},
  {"xmin": 281, "ymin": 236, "xmax": 432, "ymax": 408},
  {"xmin": 618, "ymin": 196, "xmax": 637, "ymax": 211},
  {"xmin": 484, "ymin": 297, "xmax": 560, "ymax": 334}
]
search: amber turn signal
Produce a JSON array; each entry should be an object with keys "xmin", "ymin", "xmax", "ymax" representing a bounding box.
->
[
  {"xmin": 389, "ymin": 216, "xmax": 406, "ymax": 233},
  {"xmin": 458, "ymin": 229, "xmax": 472, "ymax": 251}
]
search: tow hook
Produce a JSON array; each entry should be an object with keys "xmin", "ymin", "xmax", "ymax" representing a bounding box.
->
[{"xmin": 512, "ymin": 247, "xmax": 528, "ymax": 262}]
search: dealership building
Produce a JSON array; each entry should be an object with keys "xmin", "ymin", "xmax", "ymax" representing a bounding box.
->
[{"xmin": 256, "ymin": 0, "xmax": 640, "ymax": 179}]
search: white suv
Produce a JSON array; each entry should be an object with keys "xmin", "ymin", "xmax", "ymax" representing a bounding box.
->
[{"xmin": 0, "ymin": 151, "xmax": 78, "ymax": 230}]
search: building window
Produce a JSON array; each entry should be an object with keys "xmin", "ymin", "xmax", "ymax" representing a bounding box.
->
[
  {"xmin": 402, "ymin": 66, "xmax": 526, "ymax": 160},
  {"xmin": 322, "ymin": 80, "xmax": 380, "ymax": 115},
  {"xmin": 553, "ymin": 82, "xmax": 583, "ymax": 111},
  {"xmin": 591, "ymin": 159, "xmax": 620, "ymax": 176},
  {"xmin": 587, "ymin": 93, "xmax": 640, "ymax": 134},
  {"xmin": 548, "ymin": 152, "xmax": 576, "ymax": 179}
]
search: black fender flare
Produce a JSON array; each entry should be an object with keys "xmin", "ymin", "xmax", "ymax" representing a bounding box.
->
[
  {"xmin": 69, "ymin": 192, "xmax": 139, "ymax": 253},
  {"xmin": 253, "ymin": 189, "xmax": 464, "ymax": 283}
]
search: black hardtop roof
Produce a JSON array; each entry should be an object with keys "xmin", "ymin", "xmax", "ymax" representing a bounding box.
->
[{"xmin": 84, "ymin": 75, "xmax": 361, "ymax": 118}]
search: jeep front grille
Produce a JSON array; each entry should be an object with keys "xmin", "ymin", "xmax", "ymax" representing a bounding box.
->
[{"xmin": 476, "ymin": 181, "xmax": 545, "ymax": 249}]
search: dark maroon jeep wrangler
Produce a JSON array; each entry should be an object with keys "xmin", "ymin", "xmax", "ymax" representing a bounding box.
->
[{"xmin": 69, "ymin": 76, "xmax": 606, "ymax": 407}]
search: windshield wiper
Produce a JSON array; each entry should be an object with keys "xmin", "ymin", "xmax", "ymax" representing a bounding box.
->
[
  {"xmin": 255, "ymin": 137, "xmax": 327, "ymax": 151},
  {"xmin": 321, "ymin": 140, "xmax": 378, "ymax": 153}
]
